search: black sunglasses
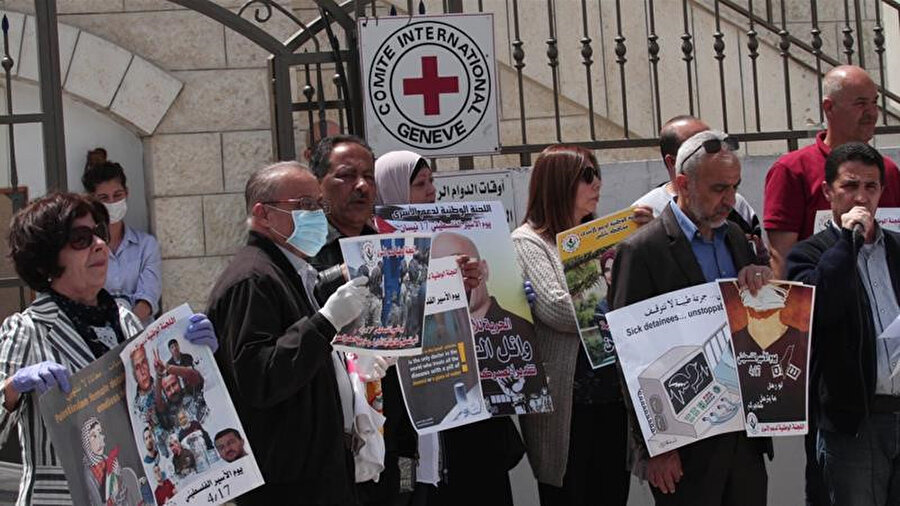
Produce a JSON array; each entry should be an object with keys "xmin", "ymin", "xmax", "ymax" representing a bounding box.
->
[
  {"xmin": 579, "ymin": 165, "xmax": 601, "ymax": 184},
  {"xmin": 681, "ymin": 136, "xmax": 739, "ymax": 168},
  {"xmin": 68, "ymin": 223, "xmax": 109, "ymax": 250}
]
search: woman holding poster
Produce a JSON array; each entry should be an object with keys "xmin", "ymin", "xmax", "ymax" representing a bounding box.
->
[
  {"xmin": 512, "ymin": 145, "xmax": 630, "ymax": 505},
  {"xmin": 0, "ymin": 193, "xmax": 217, "ymax": 505},
  {"xmin": 375, "ymin": 151, "xmax": 526, "ymax": 505}
]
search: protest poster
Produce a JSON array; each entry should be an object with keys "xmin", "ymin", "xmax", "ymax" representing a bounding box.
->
[
  {"xmin": 607, "ymin": 281, "xmax": 744, "ymax": 457},
  {"xmin": 397, "ymin": 256, "xmax": 490, "ymax": 434},
  {"xmin": 557, "ymin": 207, "xmax": 639, "ymax": 369},
  {"xmin": 813, "ymin": 208, "xmax": 900, "ymax": 233},
  {"xmin": 40, "ymin": 343, "xmax": 154, "ymax": 505},
  {"xmin": 120, "ymin": 304, "xmax": 263, "ymax": 505},
  {"xmin": 375, "ymin": 202, "xmax": 553, "ymax": 415},
  {"xmin": 335, "ymin": 233, "xmax": 432, "ymax": 356},
  {"xmin": 719, "ymin": 280, "xmax": 814, "ymax": 436}
]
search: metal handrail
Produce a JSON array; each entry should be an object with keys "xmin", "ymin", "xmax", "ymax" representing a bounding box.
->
[{"xmin": 717, "ymin": 0, "xmax": 900, "ymax": 113}]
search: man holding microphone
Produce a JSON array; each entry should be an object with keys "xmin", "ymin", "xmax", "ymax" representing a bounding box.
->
[{"xmin": 787, "ymin": 142, "xmax": 900, "ymax": 505}]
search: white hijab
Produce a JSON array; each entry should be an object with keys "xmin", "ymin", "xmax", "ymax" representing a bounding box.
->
[{"xmin": 375, "ymin": 150, "xmax": 425, "ymax": 205}]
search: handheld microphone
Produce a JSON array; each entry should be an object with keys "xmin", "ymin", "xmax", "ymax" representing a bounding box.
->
[{"xmin": 852, "ymin": 222, "xmax": 866, "ymax": 243}]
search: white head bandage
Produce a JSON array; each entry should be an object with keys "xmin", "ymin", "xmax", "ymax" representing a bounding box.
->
[{"xmin": 740, "ymin": 283, "xmax": 789, "ymax": 311}]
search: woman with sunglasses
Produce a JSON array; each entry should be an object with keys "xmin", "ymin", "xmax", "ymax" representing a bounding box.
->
[
  {"xmin": 374, "ymin": 151, "xmax": 527, "ymax": 506},
  {"xmin": 512, "ymin": 145, "xmax": 630, "ymax": 505},
  {"xmin": 83, "ymin": 161, "xmax": 162, "ymax": 324},
  {"xmin": 0, "ymin": 193, "xmax": 218, "ymax": 505}
]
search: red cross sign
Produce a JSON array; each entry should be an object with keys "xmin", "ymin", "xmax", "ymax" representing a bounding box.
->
[{"xmin": 402, "ymin": 56, "xmax": 459, "ymax": 116}]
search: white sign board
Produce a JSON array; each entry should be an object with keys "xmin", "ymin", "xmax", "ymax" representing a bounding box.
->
[
  {"xmin": 358, "ymin": 14, "xmax": 500, "ymax": 157},
  {"xmin": 607, "ymin": 282, "xmax": 745, "ymax": 457},
  {"xmin": 433, "ymin": 169, "xmax": 520, "ymax": 229},
  {"xmin": 813, "ymin": 208, "xmax": 900, "ymax": 234}
]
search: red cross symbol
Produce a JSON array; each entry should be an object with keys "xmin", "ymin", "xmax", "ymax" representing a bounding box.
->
[{"xmin": 402, "ymin": 56, "xmax": 459, "ymax": 116}]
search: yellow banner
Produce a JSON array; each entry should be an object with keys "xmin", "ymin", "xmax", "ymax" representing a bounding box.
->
[{"xmin": 556, "ymin": 207, "xmax": 638, "ymax": 262}]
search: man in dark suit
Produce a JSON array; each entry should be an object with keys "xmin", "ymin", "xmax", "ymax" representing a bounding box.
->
[
  {"xmin": 610, "ymin": 130, "xmax": 773, "ymax": 506},
  {"xmin": 206, "ymin": 161, "xmax": 369, "ymax": 505},
  {"xmin": 787, "ymin": 143, "xmax": 900, "ymax": 505}
]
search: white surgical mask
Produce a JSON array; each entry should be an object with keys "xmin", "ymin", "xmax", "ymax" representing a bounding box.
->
[{"xmin": 104, "ymin": 199, "xmax": 128, "ymax": 223}]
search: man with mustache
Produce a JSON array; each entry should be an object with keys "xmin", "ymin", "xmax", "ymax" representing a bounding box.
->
[
  {"xmin": 763, "ymin": 64, "xmax": 900, "ymax": 506},
  {"xmin": 764, "ymin": 65, "xmax": 900, "ymax": 278},
  {"xmin": 309, "ymin": 135, "xmax": 414, "ymax": 506}
]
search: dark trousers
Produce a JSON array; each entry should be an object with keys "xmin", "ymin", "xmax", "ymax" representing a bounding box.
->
[
  {"xmin": 537, "ymin": 402, "xmax": 630, "ymax": 506},
  {"xmin": 407, "ymin": 473, "xmax": 514, "ymax": 506},
  {"xmin": 805, "ymin": 415, "xmax": 828, "ymax": 506},
  {"xmin": 650, "ymin": 433, "xmax": 766, "ymax": 506},
  {"xmin": 817, "ymin": 413, "xmax": 900, "ymax": 506}
]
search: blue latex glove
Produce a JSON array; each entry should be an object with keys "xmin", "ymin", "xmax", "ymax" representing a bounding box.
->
[
  {"xmin": 11, "ymin": 361, "xmax": 70, "ymax": 395},
  {"xmin": 185, "ymin": 313, "xmax": 218, "ymax": 353},
  {"xmin": 524, "ymin": 280, "xmax": 536, "ymax": 308}
]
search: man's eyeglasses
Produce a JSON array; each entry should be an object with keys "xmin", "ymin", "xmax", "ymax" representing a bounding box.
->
[
  {"xmin": 681, "ymin": 136, "xmax": 739, "ymax": 168},
  {"xmin": 68, "ymin": 224, "xmax": 109, "ymax": 250},
  {"xmin": 579, "ymin": 165, "xmax": 601, "ymax": 184},
  {"xmin": 264, "ymin": 197, "xmax": 329, "ymax": 213}
]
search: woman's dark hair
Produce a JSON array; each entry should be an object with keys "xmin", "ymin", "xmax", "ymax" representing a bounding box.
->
[
  {"xmin": 523, "ymin": 144, "xmax": 600, "ymax": 239},
  {"xmin": 8, "ymin": 192, "xmax": 109, "ymax": 291},
  {"xmin": 82, "ymin": 162, "xmax": 127, "ymax": 193},
  {"xmin": 409, "ymin": 157, "xmax": 429, "ymax": 183}
]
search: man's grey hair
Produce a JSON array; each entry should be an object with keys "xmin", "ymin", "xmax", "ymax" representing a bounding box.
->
[
  {"xmin": 822, "ymin": 71, "xmax": 844, "ymax": 100},
  {"xmin": 675, "ymin": 129, "xmax": 734, "ymax": 177},
  {"xmin": 244, "ymin": 161, "xmax": 311, "ymax": 213}
]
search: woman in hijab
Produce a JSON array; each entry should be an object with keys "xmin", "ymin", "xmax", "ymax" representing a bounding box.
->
[
  {"xmin": 373, "ymin": 151, "xmax": 525, "ymax": 506},
  {"xmin": 375, "ymin": 150, "xmax": 436, "ymax": 205}
]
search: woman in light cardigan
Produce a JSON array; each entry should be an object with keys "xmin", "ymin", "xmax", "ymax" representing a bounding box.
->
[{"xmin": 511, "ymin": 145, "xmax": 630, "ymax": 505}]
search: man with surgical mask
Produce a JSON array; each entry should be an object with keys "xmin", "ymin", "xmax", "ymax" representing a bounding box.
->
[
  {"xmin": 82, "ymin": 161, "xmax": 162, "ymax": 323},
  {"xmin": 206, "ymin": 161, "xmax": 369, "ymax": 505}
]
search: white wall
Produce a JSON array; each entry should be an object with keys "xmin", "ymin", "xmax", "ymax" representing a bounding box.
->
[{"xmin": 0, "ymin": 80, "xmax": 147, "ymax": 230}]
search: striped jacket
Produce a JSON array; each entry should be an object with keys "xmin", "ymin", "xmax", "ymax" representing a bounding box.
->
[{"xmin": 0, "ymin": 294, "xmax": 142, "ymax": 505}]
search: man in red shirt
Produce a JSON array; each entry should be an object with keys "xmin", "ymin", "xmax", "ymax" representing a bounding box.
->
[{"xmin": 764, "ymin": 65, "xmax": 900, "ymax": 277}]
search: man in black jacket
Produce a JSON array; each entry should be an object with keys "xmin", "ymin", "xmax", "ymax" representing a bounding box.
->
[
  {"xmin": 611, "ymin": 130, "xmax": 772, "ymax": 505},
  {"xmin": 787, "ymin": 142, "xmax": 900, "ymax": 506},
  {"xmin": 206, "ymin": 161, "xmax": 368, "ymax": 505}
]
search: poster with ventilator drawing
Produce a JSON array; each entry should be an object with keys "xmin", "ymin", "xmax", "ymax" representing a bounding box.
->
[{"xmin": 607, "ymin": 281, "xmax": 744, "ymax": 457}]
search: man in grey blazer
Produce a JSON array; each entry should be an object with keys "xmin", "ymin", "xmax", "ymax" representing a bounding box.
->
[{"xmin": 610, "ymin": 130, "xmax": 773, "ymax": 506}]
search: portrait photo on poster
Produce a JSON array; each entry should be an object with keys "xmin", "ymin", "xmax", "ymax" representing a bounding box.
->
[
  {"xmin": 375, "ymin": 201, "xmax": 553, "ymax": 416},
  {"xmin": 120, "ymin": 304, "xmax": 263, "ymax": 505},
  {"xmin": 719, "ymin": 279, "xmax": 815, "ymax": 436},
  {"xmin": 39, "ymin": 344, "xmax": 152, "ymax": 506}
]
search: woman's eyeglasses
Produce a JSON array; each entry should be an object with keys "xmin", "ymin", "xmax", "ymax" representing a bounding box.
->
[
  {"xmin": 580, "ymin": 165, "xmax": 601, "ymax": 184},
  {"xmin": 68, "ymin": 224, "xmax": 109, "ymax": 250}
]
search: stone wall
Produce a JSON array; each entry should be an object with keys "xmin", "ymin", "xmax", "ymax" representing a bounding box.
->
[{"xmin": 0, "ymin": 0, "xmax": 318, "ymax": 310}]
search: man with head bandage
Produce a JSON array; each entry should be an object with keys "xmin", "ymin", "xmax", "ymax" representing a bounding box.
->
[{"xmin": 729, "ymin": 282, "xmax": 809, "ymax": 424}]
